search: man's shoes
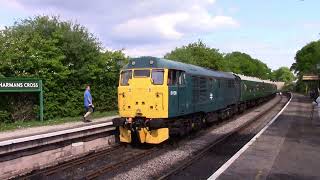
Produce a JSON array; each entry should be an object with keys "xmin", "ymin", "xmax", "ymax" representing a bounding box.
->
[
  {"xmin": 82, "ymin": 116, "xmax": 86, "ymax": 122},
  {"xmin": 83, "ymin": 116, "xmax": 92, "ymax": 123}
]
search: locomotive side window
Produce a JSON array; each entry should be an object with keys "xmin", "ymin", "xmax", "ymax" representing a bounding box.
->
[
  {"xmin": 168, "ymin": 70, "xmax": 178, "ymax": 86},
  {"xmin": 151, "ymin": 69, "xmax": 164, "ymax": 85},
  {"xmin": 134, "ymin": 69, "xmax": 150, "ymax": 77},
  {"xmin": 120, "ymin": 70, "xmax": 132, "ymax": 86},
  {"xmin": 178, "ymin": 71, "xmax": 186, "ymax": 86},
  {"xmin": 209, "ymin": 78, "xmax": 213, "ymax": 88}
]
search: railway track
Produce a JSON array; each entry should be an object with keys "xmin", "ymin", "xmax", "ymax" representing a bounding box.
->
[
  {"xmin": 156, "ymin": 93, "xmax": 291, "ymax": 180},
  {"xmin": 20, "ymin": 144, "xmax": 123, "ymax": 179},
  {"xmin": 85, "ymin": 146, "xmax": 158, "ymax": 180},
  {"xmin": 19, "ymin": 143, "xmax": 159, "ymax": 179},
  {"xmin": 18, "ymin": 95, "xmax": 287, "ymax": 180}
]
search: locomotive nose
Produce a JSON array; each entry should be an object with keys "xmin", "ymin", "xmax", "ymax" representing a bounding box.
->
[{"xmin": 118, "ymin": 71, "xmax": 167, "ymax": 120}]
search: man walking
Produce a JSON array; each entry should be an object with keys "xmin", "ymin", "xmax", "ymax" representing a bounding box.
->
[{"xmin": 83, "ymin": 85, "xmax": 94, "ymax": 122}]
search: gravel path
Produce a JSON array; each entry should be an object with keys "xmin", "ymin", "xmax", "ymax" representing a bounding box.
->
[
  {"xmin": 0, "ymin": 115, "xmax": 118, "ymax": 141},
  {"xmin": 109, "ymin": 96, "xmax": 281, "ymax": 180}
]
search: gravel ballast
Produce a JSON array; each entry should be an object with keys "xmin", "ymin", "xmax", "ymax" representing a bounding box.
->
[{"xmin": 109, "ymin": 96, "xmax": 281, "ymax": 180}]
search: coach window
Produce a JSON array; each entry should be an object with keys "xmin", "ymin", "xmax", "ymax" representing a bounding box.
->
[
  {"xmin": 120, "ymin": 70, "xmax": 132, "ymax": 86},
  {"xmin": 168, "ymin": 70, "xmax": 178, "ymax": 86},
  {"xmin": 151, "ymin": 69, "xmax": 164, "ymax": 85}
]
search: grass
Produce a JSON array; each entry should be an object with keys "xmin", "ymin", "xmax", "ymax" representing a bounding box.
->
[{"xmin": 0, "ymin": 110, "xmax": 118, "ymax": 132}]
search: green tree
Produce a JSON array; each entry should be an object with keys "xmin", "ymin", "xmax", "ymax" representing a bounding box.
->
[
  {"xmin": 221, "ymin": 52, "xmax": 272, "ymax": 79},
  {"xmin": 0, "ymin": 16, "xmax": 126, "ymax": 121},
  {"xmin": 271, "ymin": 67, "xmax": 295, "ymax": 84},
  {"xmin": 164, "ymin": 42, "xmax": 273, "ymax": 80},
  {"xmin": 290, "ymin": 40, "xmax": 320, "ymax": 93},
  {"xmin": 164, "ymin": 40, "xmax": 223, "ymax": 70},
  {"xmin": 291, "ymin": 40, "xmax": 320, "ymax": 75}
]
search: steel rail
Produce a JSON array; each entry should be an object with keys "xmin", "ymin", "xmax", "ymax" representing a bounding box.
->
[
  {"xmin": 85, "ymin": 147, "xmax": 158, "ymax": 180},
  {"xmin": 19, "ymin": 144, "xmax": 123, "ymax": 179}
]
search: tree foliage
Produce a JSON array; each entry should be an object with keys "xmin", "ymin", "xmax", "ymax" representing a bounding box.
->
[
  {"xmin": 289, "ymin": 40, "xmax": 320, "ymax": 93},
  {"xmin": 271, "ymin": 67, "xmax": 295, "ymax": 84},
  {"xmin": 164, "ymin": 40, "xmax": 223, "ymax": 70},
  {"xmin": 291, "ymin": 40, "xmax": 320, "ymax": 76},
  {"xmin": 221, "ymin": 52, "xmax": 272, "ymax": 79},
  {"xmin": 0, "ymin": 16, "xmax": 127, "ymax": 121},
  {"xmin": 165, "ymin": 41, "xmax": 273, "ymax": 80}
]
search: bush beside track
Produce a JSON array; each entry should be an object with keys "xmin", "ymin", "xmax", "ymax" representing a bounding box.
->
[{"xmin": 0, "ymin": 16, "xmax": 127, "ymax": 122}]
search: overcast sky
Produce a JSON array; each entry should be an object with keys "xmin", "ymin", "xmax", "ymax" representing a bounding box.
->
[{"xmin": 0, "ymin": 0, "xmax": 319, "ymax": 70}]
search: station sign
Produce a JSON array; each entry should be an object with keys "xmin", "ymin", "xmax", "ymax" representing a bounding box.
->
[
  {"xmin": 0, "ymin": 79, "xmax": 41, "ymax": 92},
  {"xmin": 0, "ymin": 78, "xmax": 43, "ymax": 121},
  {"xmin": 302, "ymin": 75, "xmax": 320, "ymax": 81}
]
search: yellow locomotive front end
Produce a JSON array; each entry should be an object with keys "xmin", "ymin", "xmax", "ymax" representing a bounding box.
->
[{"xmin": 113, "ymin": 68, "xmax": 170, "ymax": 144}]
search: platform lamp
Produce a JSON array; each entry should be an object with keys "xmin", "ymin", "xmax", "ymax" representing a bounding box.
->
[{"xmin": 317, "ymin": 63, "xmax": 320, "ymax": 95}]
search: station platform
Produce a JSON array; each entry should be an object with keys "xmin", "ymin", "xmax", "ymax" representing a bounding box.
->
[
  {"xmin": 213, "ymin": 93, "xmax": 320, "ymax": 180},
  {"xmin": 0, "ymin": 114, "xmax": 117, "ymax": 179},
  {"xmin": 0, "ymin": 115, "xmax": 117, "ymax": 142}
]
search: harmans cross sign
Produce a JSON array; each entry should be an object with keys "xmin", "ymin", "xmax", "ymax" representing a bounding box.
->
[{"xmin": 0, "ymin": 78, "xmax": 43, "ymax": 121}]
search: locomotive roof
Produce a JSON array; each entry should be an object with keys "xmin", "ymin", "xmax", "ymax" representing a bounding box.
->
[{"xmin": 123, "ymin": 56, "xmax": 235, "ymax": 79}]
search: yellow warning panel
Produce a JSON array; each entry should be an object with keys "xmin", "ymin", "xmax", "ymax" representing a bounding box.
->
[
  {"xmin": 119, "ymin": 126, "xmax": 131, "ymax": 143},
  {"xmin": 146, "ymin": 128, "xmax": 169, "ymax": 144}
]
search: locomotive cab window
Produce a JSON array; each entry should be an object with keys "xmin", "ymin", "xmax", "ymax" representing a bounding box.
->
[
  {"xmin": 134, "ymin": 69, "xmax": 150, "ymax": 77},
  {"xmin": 168, "ymin": 69, "xmax": 178, "ymax": 86},
  {"xmin": 168, "ymin": 70, "xmax": 185, "ymax": 86},
  {"xmin": 151, "ymin": 69, "xmax": 164, "ymax": 85},
  {"xmin": 120, "ymin": 70, "xmax": 132, "ymax": 86}
]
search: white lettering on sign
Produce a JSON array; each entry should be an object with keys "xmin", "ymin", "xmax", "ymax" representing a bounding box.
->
[
  {"xmin": 170, "ymin": 91, "xmax": 177, "ymax": 96},
  {"xmin": 23, "ymin": 83, "xmax": 39, "ymax": 88},
  {"xmin": 0, "ymin": 82, "xmax": 39, "ymax": 88}
]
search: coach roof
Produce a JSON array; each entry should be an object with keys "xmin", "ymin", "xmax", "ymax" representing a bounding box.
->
[{"xmin": 123, "ymin": 56, "xmax": 235, "ymax": 79}]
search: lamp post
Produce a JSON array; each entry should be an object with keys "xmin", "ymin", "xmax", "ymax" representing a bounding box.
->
[{"xmin": 316, "ymin": 63, "xmax": 320, "ymax": 96}]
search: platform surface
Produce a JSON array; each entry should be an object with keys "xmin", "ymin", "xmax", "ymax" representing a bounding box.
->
[
  {"xmin": 0, "ymin": 115, "xmax": 117, "ymax": 142},
  {"xmin": 216, "ymin": 93, "xmax": 320, "ymax": 180}
]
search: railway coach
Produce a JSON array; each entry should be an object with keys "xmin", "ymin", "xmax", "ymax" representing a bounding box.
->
[{"xmin": 113, "ymin": 57, "xmax": 277, "ymax": 144}]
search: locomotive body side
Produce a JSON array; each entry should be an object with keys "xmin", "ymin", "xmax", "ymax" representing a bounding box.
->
[
  {"xmin": 114, "ymin": 57, "xmax": 239, "ymax": 144},
  {"xmin": 114, "ymin": 57, "xmax": 276, "ymax": 144}
]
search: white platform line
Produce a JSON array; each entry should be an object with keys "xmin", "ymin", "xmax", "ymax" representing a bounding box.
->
[{"xmin": 208, "ymin": 94, "xmax": 292, "ymax": 180}]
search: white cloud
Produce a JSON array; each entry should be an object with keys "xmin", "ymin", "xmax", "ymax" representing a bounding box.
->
[
  {"xmin": 112, "ymin": 4, "xmax": 238, "ymax": 44},
  {"xmin": 8, "ymin": 0, "xmax": 238, "ymax": 49},
  {"xmin": 113, "ymin": 12, "xmax": 188, "ymax": 42}
]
